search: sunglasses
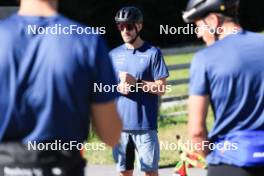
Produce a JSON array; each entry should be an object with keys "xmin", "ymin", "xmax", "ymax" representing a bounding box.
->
[{"xmin": 117, "ymin": 23, "xmax": 135, "ymax": 31}]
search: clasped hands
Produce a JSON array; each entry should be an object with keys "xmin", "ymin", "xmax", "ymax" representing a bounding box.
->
[{"xmin": 118, "ymin": 72, "xmax": 138, "ymax": 95}]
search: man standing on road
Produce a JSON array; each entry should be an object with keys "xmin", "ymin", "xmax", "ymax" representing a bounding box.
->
[
  {"xmin": 0, "ymin": 0, "xmax": 122, "ymax": 175},
  {"xmin": 110, "ymin": 6, "xmax": 169, "ymax": 176},
  {"xmin": 183, "ymin": 0, "xmax": 264, "ymax": 176}
]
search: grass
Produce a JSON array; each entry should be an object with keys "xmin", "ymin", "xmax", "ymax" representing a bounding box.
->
[
  {"xmin": 85, "ymin": 52, "xmax": 215, "ymax": 167},
  {"xmin": 168, "ymin": 69, "xmax": 189, "ymax": 80},
  {"xmin": 166, "ymin": 70, "xmax": 189, "ymax": 96},
  {"xmin": 166, "ymin": 84, "xmax": 189, "ymax": 97},
  {"xmin": 165, "ymin": 53, "xmax": 193, "ymax": 97},
  {"xmin": 84, "ymin": 137, "xmax": 114, "ymax": 165},
  {"xmin": 164, "ymin": 53, "xmax": 193, "ymax": 65},
  {"xmin": 157, "ymin": 104, "xmax": 214, "ymax": 167}
]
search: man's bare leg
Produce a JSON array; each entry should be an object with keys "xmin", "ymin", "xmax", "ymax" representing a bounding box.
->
[
  {"xmin": 120, "ymin": 170, "xmax": 133, "ymax": 176},
  {"xmin": 145, "ymin": 171, "xmax": 158, "ymax": 176}
]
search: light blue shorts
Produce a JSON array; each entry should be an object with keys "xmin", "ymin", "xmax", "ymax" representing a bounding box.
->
[{"xmin": 113, "ymin": 130, "xmax": 160, "ymax": 172}]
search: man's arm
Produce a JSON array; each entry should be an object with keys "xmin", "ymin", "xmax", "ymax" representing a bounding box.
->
[
  {"xmin": 119, "ymin": 72, "xmax": 167, "ymax": 96},
  {"xmin": 141, "ymin": 78, "xmax": 167, "ymax": 96},
  {"xmin": 91, "ymin": 101, "xmax": 122, "ymax": 147},
  {"xmin": 188, "ymin": 95, "xmax": 210, "ymax": 157}
]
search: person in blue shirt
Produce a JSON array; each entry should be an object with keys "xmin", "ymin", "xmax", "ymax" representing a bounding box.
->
[
  {"xmin": 110, "ymin": 6, "xmax": 169, "ymax": 176},
  {"xmin": 183, "ymin": 0, "xmax": 264, "ymax": 176},
  {"xmin": 0, "ymin": 0, "xmax": 122, "ymax": 175}
]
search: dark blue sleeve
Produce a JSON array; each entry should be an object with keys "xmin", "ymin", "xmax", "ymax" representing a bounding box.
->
[
  {"xmin": 152, "ymin": 49, "xmax": 169, "ymax": 80},
  {"xmin": 189, "ymin": 52, "xmax": 210, "ymax": 95},
  {"xmin": 90, "ymin": 36, "xmax": 118, "ymax": 103}
]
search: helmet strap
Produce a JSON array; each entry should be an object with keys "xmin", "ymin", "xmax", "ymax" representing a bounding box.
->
[{"xmin": 128, "ymin": 23, "xmax": 141, "ymax": 44}]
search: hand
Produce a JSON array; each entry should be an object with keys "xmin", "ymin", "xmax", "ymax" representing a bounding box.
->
[
  {"xmin": 117, "ymin": 82, "xmax": 130, "ymax": 95},
  {"xmin": 119, "ymin": 72, "xmax": 137, "ymax": 86}
]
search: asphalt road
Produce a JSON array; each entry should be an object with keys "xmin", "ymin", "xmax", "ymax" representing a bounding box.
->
[{"xmin": 85, "ymin": 165, "xmax": 207, "ymax": 176}]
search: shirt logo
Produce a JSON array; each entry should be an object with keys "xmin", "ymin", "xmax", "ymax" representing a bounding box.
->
[
  {"xmin": 137, "ymin": 54, "xmax": 148, "ymax": 64},
  {"xmin": 140, "ymin": 58, "xmax": 145, "ymax": 64},
  {"xmin": 253, "ymin": 152, "xmax": 264, "ymax": 158},
  {"xmin": 138, "ymin": 54, "xmax": 149, "ymax": 57},
  {"xmin": 115, "ymin": 55, "xmax": 125, "ymax": 64}
]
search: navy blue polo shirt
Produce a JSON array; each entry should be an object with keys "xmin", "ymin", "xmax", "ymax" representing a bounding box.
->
[
  {"xmin": 189, "ymin": 30, "xmax": 264, "ymax": 165},
  {"xmin": 0, "ymin": 14, "xmax": 117, "ymax": 143},
  {"xmin": 110, "ymin": 43, "xmax": 169, "ymax": 130}
]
